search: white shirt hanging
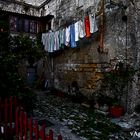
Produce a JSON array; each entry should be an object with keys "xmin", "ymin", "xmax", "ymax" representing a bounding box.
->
[
  {"xmin": 75, "ymin": 21, "xmax": 79, "ymax": 42},
  {"xmin": 65, "ymin": 26, "xmax": 70, "ymax": 46},
  {"xmin": 89, "ymin": 14, "xmax": 98, "ymax": 34},
  {"xmin": 78, "ymin": 20, "xmax": 85, "ymax": 38}
]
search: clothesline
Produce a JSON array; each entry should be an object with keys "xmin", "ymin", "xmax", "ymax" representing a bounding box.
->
[{"xmin": 41, "ymin": 14, "xmax": 98, "ymax": 53}]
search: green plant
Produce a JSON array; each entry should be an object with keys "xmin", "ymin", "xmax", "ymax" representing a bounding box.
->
[
  {"xmin": 103, "ymin": 62, "xmax": 135, "ymax": 106},
  {"xmin": 10, "ymin": 35, "xmax": 45, "ymax": 65},
  {"xmin": 0, "ymin": 34, "xmax": 44, "ymax": 93}
]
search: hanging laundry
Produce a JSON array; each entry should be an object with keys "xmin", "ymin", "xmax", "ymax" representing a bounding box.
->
[
  {"xmin": 49, "ymin": 32, "xmax": 55, "ymax": 53},
  {"xmin": 61, "ymin": 29, "xmax": 65, "ymax": 48},
  {"xmin": 84, "ymin": 15, "xmax": 91, "ymax": 38},
  {"xmin": 89, "ymin": 14, "xmax": 98, "ymax": 34},
  {"xmin": 48, "ymin": 33, "xmax": 52, "ymax": 52},
  {"xmin": 44, "ymin": 33, "xmax": 49, "ymax": 52},
  {"xmin": 52, "ymin": 32, "xmax": 55, "ymax": 52},
  {"xmin": 41, "ymin": 33, "xmax": 46, "ymax": 46},
  {"xmin": 79, "ymin": 20, "xmax": 85, "ymax": 38},
  {"xmin": 62, "ymin": 28, "xmax": 66, "ymax": 45},
  {"xmin": 74, "ymin": 21, "xmax": 79, "ymax": 42},
  {"xmin": 65, "ymin": 26, "xmax": 70, "ymax": 46},
  {"xmin": 56, "ymin": 31, "xmax": 60, "ymax": 50},
  {"xmin": 59, "ymin": 29, "xmax": 64, "ymax": 48},
  {"xmin": 70, "ymin": 24, "xmax": 77, "ymax": 48},
  {"xmin": 54, "ymin": 31, "xmax": 58, "ymax": 51},
  {"xmin": 42, "ymin": 13, "xmax": 99, "ymax": 53}
]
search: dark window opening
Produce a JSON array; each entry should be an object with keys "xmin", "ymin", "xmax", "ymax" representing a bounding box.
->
[{"xmin": 9, "ymin": 15, "xmax": 37, "ymax": 34}]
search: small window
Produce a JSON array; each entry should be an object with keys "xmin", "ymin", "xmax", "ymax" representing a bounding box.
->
[
  {"xmin": 9, "ymin": 15, "xmax": 17, "ymax": 32},
  {"xmin": 17, "ymin": 17, "xmax": 24, "ymax": 32},
  {"xmin": 46, "ymin": 20, "xmax": 52, "ymax": 31},
  {"xmin": 30, "ymin": 20, "xmax": 37, "ymax": 33},
  {"xmin": 10, "ymin": 15, "xmax": 37, "ymax": 34},
  {"xmin": 41, "ymin": 7, "xmax": 45, "ymax": 16},
  {"xmin": 24, "ymin": 19, "xmax": 29, "ymax": 33}
]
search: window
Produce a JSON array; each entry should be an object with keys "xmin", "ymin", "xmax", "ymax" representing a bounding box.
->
[
  {"xmin": 9, "ymin": 15, "xmax": 37, "ymax": 34},
  {"xmin": 9, "ymin": 16, "xmax": 17, "ymax": 32},
  {"xmin": 17, "ymin": 17, "xmax": 23, "ymax": 32},
  {"xmin": 24, "ymin": 19, "xmax": 29, "ymax": 33},
  {"xmin": 30, "ymin": 20, "xmax": 37, "ymax": 33}
]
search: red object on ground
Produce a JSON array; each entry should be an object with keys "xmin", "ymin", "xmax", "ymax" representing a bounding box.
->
[{"xmin": 110, "ymin": 106, "xmax": 124, "ymax": 118}]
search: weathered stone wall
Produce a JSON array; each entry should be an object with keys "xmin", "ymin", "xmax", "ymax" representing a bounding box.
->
[
  {"xmin": 43, "ymin": 0, "xmax": 100, "ymax": 30},
  {"xmin": 53, "ymin": 39, "xmax": 109, "ymax": 95},
  {"xmin": 104, "ymin": 0, "xmax": 140, "ymax": 112},
  {"xmin": 16, "ymin": 0, "xmax": 46, "ymax": 6},
  {"xmin": 0, "ymin": 1, "xmax": 40, "ymax": 16},
  {"xmin": 124, "ymin": 0, "xmax": 140, "ymax": 113},
  {"xmin": 41, "ymin": 0, "xmax": 140, "ymax": 112},
  {"xmin": 41, "ymin": 0, "xmax": 107, "ymax": 97}
]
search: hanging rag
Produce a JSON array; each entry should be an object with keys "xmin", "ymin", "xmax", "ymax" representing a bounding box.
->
[
  {"xmin": 79, "ymin": 20, "xmax": 86, "ymax": 38},
  {"xmin": 41, "ymin": 33, "xmax": 46, "ymax": 45},
  {"xmin": 84, "ymin": 15, "xmax": 91, "ymax": 38},
  {"xmin": 63, "ymin": 28, "xmax": 66, "ymax": 45},
  {"xmin": 59, "ymin": 29, "xmax": 64, "ymax": 48},
  {"xmin": 74, "ymin": 21, "xmax": 79, "ymax": 42},
  {"xmin": 70, "ymin": 24, "xmax": 77, "ymax": 48},
  {"xmin": 89, "ymin": 14, "xmax": 98, "ymax": 34},
  {"xmin": 56, "ymin": 31, "xmax": 60, "ymax": 50},
  {"xmin": 49, "ymin": 32, "xmax": 55, "ymax": 53},
  {"xmin": 44, "ymin": 33, "xmax": 49, "ymax": 52},
  {"xmin": 65, "ymin": 26, "xmax": 70, "ymax": 46},
  {"xmin": 54, "ymin": 31, "xmax": 57, "ymax": 51}
]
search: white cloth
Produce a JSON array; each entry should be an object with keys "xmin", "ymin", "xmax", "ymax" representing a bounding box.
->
[
  {"xmin": 89, "ymin": 14, "xmax": 98, "ymax": 33},
  {"xmin": 65, "ymin": 26, "xmax": 70, "ymax": 46},
  {"xmin": 74, "ymin": 21, "xmax": 79, "ymax": 42},
  {"xmin": 78, "ymin": 20, "xmax": 85, "ymax": 38},
  {"xmin": 54, "ymin": 31, "xmax": 57, "ymax": 51}
]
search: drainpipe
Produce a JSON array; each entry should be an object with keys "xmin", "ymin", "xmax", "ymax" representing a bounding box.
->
[
  {"xmin": 98, "ymin": 0, "xmax": 105, "ymax": 53},
  {"xmin": 122, "ymin": 6, "xmax": 128, "ymax": 112}
]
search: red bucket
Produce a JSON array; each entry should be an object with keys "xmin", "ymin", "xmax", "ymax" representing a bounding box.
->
[{"xmin": 110, "ymin": 106, "xmax": 124, "ymax": 118}]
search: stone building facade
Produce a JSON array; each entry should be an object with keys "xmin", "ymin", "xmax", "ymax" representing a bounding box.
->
[{"xmin": 1, "ymin": 0, "xmax": 140, "ymax": 112}]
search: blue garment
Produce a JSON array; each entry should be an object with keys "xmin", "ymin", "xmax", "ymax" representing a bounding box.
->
[{"xmin": 70, "ymin": 24, "xmax": 76, "ymax": 48}]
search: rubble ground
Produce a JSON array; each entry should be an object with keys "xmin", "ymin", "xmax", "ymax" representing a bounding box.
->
[{"xmin": 32, "ymin": 90, "xmax": 137, "ymax": 140}]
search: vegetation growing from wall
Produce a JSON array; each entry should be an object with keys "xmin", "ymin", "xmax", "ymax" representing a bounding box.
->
[{"xmin": 95, "ymin": 62, "xmax": 136, "ymax": 107}]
